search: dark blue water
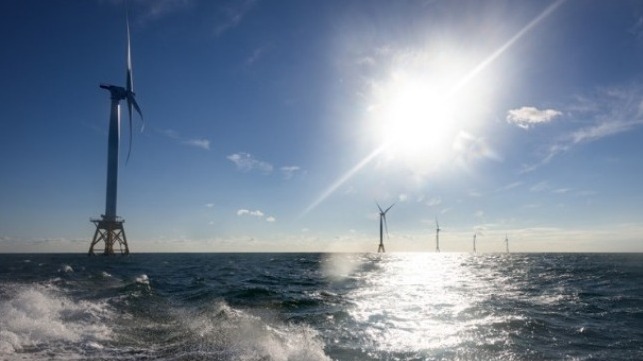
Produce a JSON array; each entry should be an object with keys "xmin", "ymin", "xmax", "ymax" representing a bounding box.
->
[{"xmin": 1, "ymin": 253, "xmax": 642, "ymax": 360}]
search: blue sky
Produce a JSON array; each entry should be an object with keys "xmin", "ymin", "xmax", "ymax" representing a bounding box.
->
[{"xmin": 1, "ymin": 0, "xmax": 643, "ymax": 253}]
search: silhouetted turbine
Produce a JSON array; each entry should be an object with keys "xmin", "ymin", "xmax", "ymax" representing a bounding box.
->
[{"xmin": 377, "ymin": 202, "xmax": 394, "ymax": 253}]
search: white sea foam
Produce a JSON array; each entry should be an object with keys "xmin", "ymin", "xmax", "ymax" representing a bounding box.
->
[
  {"xmin": 135, "ymin": 274, "xmax": 149, "ymax": 285},
  {"xmin": 0, "ymin": 283, "xmax": 114, "ymax": 356},
  {"xmin": 177, "ymin": 301, "xmax": 332, "ymax": 361},
  {"xmin": 58, "ymin": 264, "xmax": 73, "ymax": 273}
]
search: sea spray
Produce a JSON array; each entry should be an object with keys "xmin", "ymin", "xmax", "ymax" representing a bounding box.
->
[{"xmin": 0, "ymin": 283, "xmax": 113, "ymax": 355}]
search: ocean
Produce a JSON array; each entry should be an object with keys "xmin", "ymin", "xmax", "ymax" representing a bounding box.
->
[{"xmin": 0, "ymin": 253, "xmax": 642, "ymax": 360}]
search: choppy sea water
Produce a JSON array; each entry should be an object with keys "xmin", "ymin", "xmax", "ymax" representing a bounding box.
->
[{"xmin": 0, "ymin": 253, "xmax": 642, "ymax": 360}]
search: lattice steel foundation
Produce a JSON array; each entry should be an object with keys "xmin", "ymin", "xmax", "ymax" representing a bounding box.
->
[{"xmin": 89, "ymin": 217, "xmax": 129, "ymax": 255}]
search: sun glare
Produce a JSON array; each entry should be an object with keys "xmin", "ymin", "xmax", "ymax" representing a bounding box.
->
[
  {"xmin": 366, "ymin": 49, "xmax": 490, "ymax": 172},
  {"xmin": 379, "ymin": 75, "xmax": 456, "ymax": 155}
]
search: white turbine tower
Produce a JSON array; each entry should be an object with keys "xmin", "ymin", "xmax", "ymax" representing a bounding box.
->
[
  {"xmin": 376, "ymin": 203, "xmax": 394, "ymax": 253},
  {"xmin": 89, "ymin": 5, "xmax": 144, "ymax": 256},
  {"xmin": 435, "ymin": 217, "xmax": 441, "ymax": 252}
]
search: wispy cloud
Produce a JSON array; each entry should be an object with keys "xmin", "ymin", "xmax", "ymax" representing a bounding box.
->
[
  {"xmin": 497, "ymin": 181, "xmax": 523, "ymax": 192},
  {"xmin": 280, "ymin": 165, "xmax": 303, "ymax": 179},
  {"xmin": 214, "ymin": 0, "xmax": 257, "ymax": 37},
  {"xmin": 529, "ymin": 181, "xmax": 550, "ymax": 193},
  {"xmin": 553, "ymin": 188, "xmax": 572, "ymax": 194},
  {"xmin": 506, "ymin": 106, "xmax": 562, "ymax": 129},
  {"xmin": 245, "ymin": 44, "xmax": 271, "ymax": 66},
  {"xmin": 227, "ymin": 152, "xmax": 273, "ymax": 173},
  {"xmin": 131, "ymin": 0, "xmax": 194, "ymax": 25},
  {"xmin": 522, "ymin": 83, "xmax": 643, "ymax": 172},
  {"xmin": 158, "ymin": 128, "xmax": 211, "ymax": 150},
  {"xmin": 569, "ymin": 118, "xmax": 640, "ymax": 144},
  {"xmin": 630, "ymin": 16, "xmax": 643, "ymax": 40}
]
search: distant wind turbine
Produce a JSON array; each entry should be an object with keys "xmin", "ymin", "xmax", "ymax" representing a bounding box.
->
[
  {"xmin": 376, "ymin": 202, "xmax": 394, "ymax": 253},
  {"xmin": 435, "ymin": 217, "xmax": 441, "ymax": 252},
  {"xmin": 505, "ymin": 234, "xmax": 509, "ymax": 253},
  {"xmin": 473, "ymin": 233, "xmax": 477, "ymax": 254},
  {"xmin": 89, "ymin": 4, "xmax": 144, "ymax": 256}
]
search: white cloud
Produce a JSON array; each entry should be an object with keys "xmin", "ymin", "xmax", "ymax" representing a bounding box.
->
[
  {"xmin": 205, "ymin": 203, "xmax": 214, "ymax": 208},
  {"xmin": 398, "ymin": 194, "xmax": 408, "ymax": 202},
  {"xmin": 157, "ymin": 128, "xmax": 211, "ymax": 150},
  {"xmin": 280, "ymin": 165, "xmax": 302, "ymax": 179},
  {"xmin": 506, "ymin": 106, "xmax": 562, "ymax": 129},
  {"xmin": 183, "ymin": 138, "xmax": 210, "ymax": 150},
  {"xmin": 236, "ymin": 209, "xmax": 275, "ymax": 222},
  {"xmin": 227, "ymin": 152, "xmax": 273, "ymax": 173},
  {"xmin": 237, "ymin": 209, "xmax": 264, "ymax": 218}
]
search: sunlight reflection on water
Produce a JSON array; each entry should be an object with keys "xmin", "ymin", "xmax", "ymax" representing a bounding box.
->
[{"xmin": 328, "ymin": 253, "xmax": 520, "ymax": 357}]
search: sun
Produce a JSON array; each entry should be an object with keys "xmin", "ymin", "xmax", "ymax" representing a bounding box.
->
[
  {"xmin": 378, "ymin": 75, "xmax": 457, "ymax": 155},
  {"xmin": 366, "ymin": 50, "xmax": 487, "ymax": 170}
]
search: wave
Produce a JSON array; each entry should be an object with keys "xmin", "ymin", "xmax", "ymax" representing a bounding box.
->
[
  {"xmin": 0, "ymin": 282, "xmax": 114, "ymax": 357},
  {"xmin": 0, "ymin": 280, "xmax": 331, "ymax": 361},
  {"xmin": 152, "ymin": 301, "xmax": 332, "ymax": 361}
]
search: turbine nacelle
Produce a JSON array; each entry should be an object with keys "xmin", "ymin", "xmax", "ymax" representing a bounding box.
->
[
  {"xmin": 377, "ymin": 202, "xmax": 395, "ymax": 216},
  {"xmin": 100, "ymin": 84, "xmax": 129, "ymax": 100}
]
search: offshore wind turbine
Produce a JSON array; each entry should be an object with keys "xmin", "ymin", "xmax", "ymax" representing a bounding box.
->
[
  {"xmin": 435, "ymin": 217, "xmax": 441, "ymax": 252},
  {"xmin": 376, "ymin": 203, "xmax": 394, "ymax": 253},
  {"xmin": 89, "ymin": 6, "xmax": 144, "ymax": 256},
  {"xmin": 472, "ymin": 233, "xmax": 477, "ymax": 254},
  {"xmin": 505, "ymin": 234, "xmax": 509, "ymax": 253}
]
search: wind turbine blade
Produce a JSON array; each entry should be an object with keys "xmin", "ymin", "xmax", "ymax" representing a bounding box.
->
[
  {"xmin": 125, "ymin": 96, "xmax": 144, "ymax": 163},
  {"xmin": 124, "ymin": 3, "xmax": 134, "ymax": 164},
  {"xmin": 384, "ymin": 203, "xmax": 395, "ymax": 214},
  {"xmin": 128, "ymin": 95, "xmax": 143, "ymax": 121},
  {"xmin": 125, "ymin": 5, "xmax": 133, "ymax": 94},
  {"xmin": 126, "ymin": 122, "xmax": 133, "ymax": 163},
  {"xmin": 123, "ymin": 3, "xmax": 144, "ymax": 164},
  {"xmin": 376, "ymin": 202, "xmax": 383, "ymax": 214}
]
